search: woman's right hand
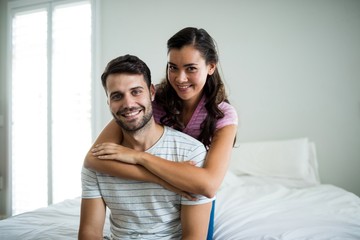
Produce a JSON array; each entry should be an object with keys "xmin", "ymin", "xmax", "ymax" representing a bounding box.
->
[{"xmin": 91, "ymin": 142, "xmax": 140, "ymax": 164}]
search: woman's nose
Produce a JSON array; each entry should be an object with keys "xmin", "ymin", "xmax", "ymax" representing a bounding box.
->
[{"xmin": 175, "ymin": 71, "xmax": 187, "ymax": 83}]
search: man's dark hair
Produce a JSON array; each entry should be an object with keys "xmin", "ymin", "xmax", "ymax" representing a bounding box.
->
[{"xmin": 101, "ymin": 54, "xmax": 152, "ymax": 91}]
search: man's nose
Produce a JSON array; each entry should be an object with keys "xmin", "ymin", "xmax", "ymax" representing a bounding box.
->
[{"xmin": 122, "ymin": 94, "xmax": 134, "ymax": 107}]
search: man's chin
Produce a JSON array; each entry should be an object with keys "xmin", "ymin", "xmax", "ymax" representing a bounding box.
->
[{"xmin": 114, "ymin": 119, "xmax": 140, "ymax": 132}]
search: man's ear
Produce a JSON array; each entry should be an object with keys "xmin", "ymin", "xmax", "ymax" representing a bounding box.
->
[
  {"xmin": 150, "ymin": 84, "xmax": 156, "ymax": 101},
  {"xmin": 106, "ymin": 91, "xmax": 110, "ymax": 105}
]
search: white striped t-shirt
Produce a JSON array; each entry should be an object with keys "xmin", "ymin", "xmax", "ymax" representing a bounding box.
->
[{"xmin": 81, "ymin": 126, "xmax": 214, "ymax": 240}]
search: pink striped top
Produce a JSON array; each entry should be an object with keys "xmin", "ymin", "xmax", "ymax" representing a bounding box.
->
[{"xmin": 152, "ymin": 96, "xmax": 238, "ymax": 139}]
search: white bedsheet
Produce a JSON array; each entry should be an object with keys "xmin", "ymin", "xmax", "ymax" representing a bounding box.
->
[
  {"xmin": 214, "ymin": 175, "xmax": 360, "ymax": 240},
  {"xmin": 0, "ymin": 198, "xmax": 111, "ymax": 240},
  {"xmin": 1, "ymin": 175, "xmax": 360, "ymax": 240}
]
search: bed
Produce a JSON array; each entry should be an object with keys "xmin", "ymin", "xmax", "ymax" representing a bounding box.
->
[{"xmin": 1, "ymin": 138, "xmax": 360, "ymax": 239}]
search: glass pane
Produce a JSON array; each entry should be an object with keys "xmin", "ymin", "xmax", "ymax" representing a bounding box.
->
[
  {"xmin": 11, "ymin": 9, "xmax": 48, "ymax": 215},
  {"xmin": 52, "ymin": 1, "xmax": 92, "ymax": 203}
]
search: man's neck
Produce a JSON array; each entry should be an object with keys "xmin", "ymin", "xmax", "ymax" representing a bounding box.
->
[{"xmin": 121, "ymin": 121, "xmax": 164, "ymax": 151}]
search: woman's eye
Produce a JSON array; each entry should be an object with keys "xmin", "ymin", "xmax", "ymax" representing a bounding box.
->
[
  {"xmin": 187, "ymin": 67, "xmax": 196, "ymax": 72},
  {"xmin": 168, "ymin": 65, "xmax": 177, "ymax": 71}
]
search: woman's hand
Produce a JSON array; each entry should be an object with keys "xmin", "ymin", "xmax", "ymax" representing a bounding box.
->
[
  {"xmin": 93, "ymin": 143, "xmax": 197, "ymax": 200},
  {"xmin": 91, "ymin": 142, "xmax": 140, "ymax": 164},
  {"xmin": 159, "ymin": 180, "xmax": 198, "ymax": 201}
]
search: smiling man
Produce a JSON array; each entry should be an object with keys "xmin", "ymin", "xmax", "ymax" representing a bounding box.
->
[{"xmin": 78, "ymin": 54, "xmax": 213, "ymax": 240}]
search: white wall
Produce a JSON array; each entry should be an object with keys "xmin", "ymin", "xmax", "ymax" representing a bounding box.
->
[
  {"xmin": 98, "ymin": 0, "xmax": 360, "ymax": 196},
  {"xmin": 1, "ymin": 0, "xmax": 359, "ymax": 216}
]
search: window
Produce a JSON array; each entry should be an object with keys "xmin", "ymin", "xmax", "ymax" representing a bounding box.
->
[{"xmin": 9, "ymin": 0, "xmax": 94, "ymax": 215}]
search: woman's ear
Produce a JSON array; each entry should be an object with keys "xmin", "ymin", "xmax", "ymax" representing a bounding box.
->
[{"xmin": 208, "ymin": 63, "xmax": 217, "ymax": 75}]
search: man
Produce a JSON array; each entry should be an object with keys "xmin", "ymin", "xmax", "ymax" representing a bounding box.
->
[{"xmin": 78, "ymin": 54, "xmax": 212, "ymax": 239}]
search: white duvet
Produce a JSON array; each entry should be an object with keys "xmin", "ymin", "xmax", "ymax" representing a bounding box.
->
[
  {"xmin": 0, "ymin": 197, "xmax": 87, "ymax": 240},
  {"xmin": 1, "ymin": 175, "xmax": 360, "ymax": 240},
  {"xmin": 214, "ymin": 175, "xmax": 360, "ymax": 240}
]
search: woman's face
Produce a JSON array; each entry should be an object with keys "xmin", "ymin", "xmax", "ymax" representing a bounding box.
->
[{"xmin": 167, "ymin": 45, "xmax": 215, "ymax": 106}]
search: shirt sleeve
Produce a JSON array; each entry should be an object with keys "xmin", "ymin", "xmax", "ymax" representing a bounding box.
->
[
  {"xmin": 81, "ymin": 166, "xmax": 102, "ymax": 199},
  {"xmin": 216, "ymin": 102, "xmax": 238, "ymax": 130}
]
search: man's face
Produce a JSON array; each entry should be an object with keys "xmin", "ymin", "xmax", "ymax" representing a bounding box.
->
[{"xmin": 106, "ymin": 73, "xmax": 154, "ymax": 132}]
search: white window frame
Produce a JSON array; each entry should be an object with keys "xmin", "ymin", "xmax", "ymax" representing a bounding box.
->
[{"xmin": 5, "ymin": 0, "xmax": 101, "ymax": 217}]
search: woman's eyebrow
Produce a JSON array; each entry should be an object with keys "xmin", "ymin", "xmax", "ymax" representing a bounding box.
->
[
  {"xmin": 183, "ymin": 63, "xmax": 198, "ymax": 67},
  {"xmin": 168, "ymin": 62, "xmax": 198, "ymax": 67}
]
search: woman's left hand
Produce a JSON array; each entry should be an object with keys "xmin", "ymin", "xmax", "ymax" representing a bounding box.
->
[{"xmin": 91, "ymin": 142, "xmax": 139, "ymax": 164}]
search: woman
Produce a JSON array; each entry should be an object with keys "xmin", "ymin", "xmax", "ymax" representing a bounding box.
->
[{"xmin": 85, "ymin": 27, "xmax": 238, "ymax": 239}]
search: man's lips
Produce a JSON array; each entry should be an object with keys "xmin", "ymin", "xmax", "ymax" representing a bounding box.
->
[
  {"xmin": 122, "ymin": 109, "xmax": 141, "ymax": 117},
  {"xmin": 117, "ymin": 108, "xmax": 143, "ymax": 119}
]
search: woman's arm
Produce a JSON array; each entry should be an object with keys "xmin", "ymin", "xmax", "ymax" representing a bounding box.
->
[
  {"xmin": 84, "ymin": 119, "xmax": 196, "ymax": 199},
  {"xmin": 93, "ymin": 124, "xmax": 237, "ymax": 198},
  {"xmin": 84, "ymin": 119, "xmax": 155, "ymax": 181},
  {"xmin": 84, "ymin": 119, "xmax": 121, "ymax": 168}
]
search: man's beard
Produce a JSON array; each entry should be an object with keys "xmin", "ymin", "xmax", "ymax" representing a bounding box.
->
[{"xmin": 112, "ymin": 107, "xmax": 153, "ymax": 133}]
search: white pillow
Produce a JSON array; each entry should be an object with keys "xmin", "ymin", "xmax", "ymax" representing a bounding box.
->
[
  {"xmin": 229, "ymin": 138, "xmax": 320, "ymax": 184},
  {"xmin": 307, "ymin": 142, "xmax": 321, "ymax": 184}
]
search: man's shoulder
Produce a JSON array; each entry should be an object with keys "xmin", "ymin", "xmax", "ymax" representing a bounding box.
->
[
  {"xmin": 164, "ymin": 126, "xmax": 203, "ymax": 146},
  {"xmin": 164, "ymin": 126, "xmax": 197, "ymax": 139},
  {"xmin": 159, "ymin": 127, "xmax": 207, "ymax": 163}
]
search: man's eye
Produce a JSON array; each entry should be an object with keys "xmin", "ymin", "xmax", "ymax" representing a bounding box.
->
[
  {"xmin": 132, "ymin": 90, "xmax": 142, "ymax": 95},
  {"xmin": 111, "ymin": 94, "xmax": 121, "ymax": 100}
]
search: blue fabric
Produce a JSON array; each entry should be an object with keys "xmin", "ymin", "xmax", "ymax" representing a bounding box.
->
[{"xmin": 206, "ymin": 200, "xmax": 215, "ymax": 240}]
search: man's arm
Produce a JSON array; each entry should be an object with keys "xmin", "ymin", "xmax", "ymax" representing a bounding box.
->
[
  {"xmin": 181, "ymin": 202, "xmax": 212, "ymax": 240},
  {"xmin": 78, "ymin": 198, "xmax": 106, "ymax": 240}
]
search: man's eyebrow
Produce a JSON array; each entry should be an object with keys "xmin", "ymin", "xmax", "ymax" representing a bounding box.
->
[
  {"xmin": 130, "ymin": 86, "xmax": 145, "ymax": 91},
  {"xmin": 109, "ymin": 90, "xmax": 122, "ymax": 97}
]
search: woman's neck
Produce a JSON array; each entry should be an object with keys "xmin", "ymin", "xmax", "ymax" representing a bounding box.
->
[{"xmin": 181, "ymin": 94, "xmax": 204, "ymax": 126}]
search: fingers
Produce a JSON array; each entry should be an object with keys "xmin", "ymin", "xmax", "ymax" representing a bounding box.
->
[
  {"xmin": 90, "ymin": 144, "xmax": 136, "ymax": 164},
  {"xmin": 182, "ymin": 192, "xmax": 198, "ymax": 201},
  {"xmin": 183, "ymin": 160, "xmax": 197, "ymax": 166},
  {"xmin": 91, "ymin": 147, "xmax": 107, "ymax": 156},
  {"xmin": 91, "ymin": 143, "xmax": 117, "ymax": 156}
]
